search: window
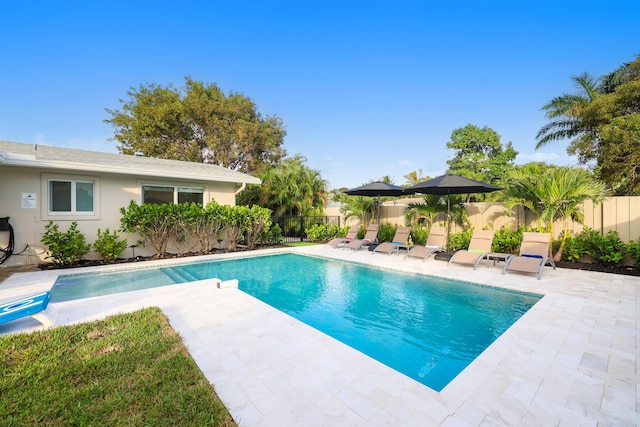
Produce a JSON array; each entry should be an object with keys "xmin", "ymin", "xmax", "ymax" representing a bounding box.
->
[
  {"xmin": 49, "ymin": 179, "xmax": 94, "ymax": 214},
  {"xmin": 142, "ymin": 185, "xmax": 203, "ymax": 206},
  {"xmin": 177, "ymin": 187, "xmax": 204, "ymax": 204},
  {"xmin": 142, "ymin": 186, "xmax": 174, "ymax": 205}
]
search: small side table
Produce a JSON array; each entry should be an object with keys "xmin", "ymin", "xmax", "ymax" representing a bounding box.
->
[
  {"xmin": 396, "ymin": 244, "xmax": 414, "ymax": 256},
  {"xmin": 486, "ymin": 252, "xmax": 511, "ymax": 266}
]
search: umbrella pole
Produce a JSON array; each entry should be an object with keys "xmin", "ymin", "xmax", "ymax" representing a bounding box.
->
[{"xmin": 446, "ymin": 193, "xmax": 451, "ymax": 253}]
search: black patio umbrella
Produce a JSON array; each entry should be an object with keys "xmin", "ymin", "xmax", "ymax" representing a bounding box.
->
[
  {"xmin": 343, "ymin": 181, "xmax": 406, "ymax": 226},
  {"xmin": 404, "ymin": 174, "xmax": 502, "ymax": 252}
]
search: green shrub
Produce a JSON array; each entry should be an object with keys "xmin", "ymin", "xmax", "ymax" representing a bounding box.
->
[
  {"xmin": 558, "ymin": 231, "xmax": 586, "ymax": 262},
  {"xmin": 583, "ymin": 227, "xmax": 625, "ymax": 266},
  {"xmin": 491, "ymin": 225, "xmax": 524, "ymax": 254},
  {"xmin": 410, "ymin": 226, "xmax": 429, "ymax": 245},
  {"xmin": 625, "ymin": 239, "xmax": 640, "ymax": 266},
  {"xmin": 219, "ymin": 204, "xmax": 244, "ymax": 252},
  {"xmin": 448, "ymin": 229, "xmax": 473, "ymax": 252},
  {"xmin": 119, "ymin": 201, "xmax": 274, "ymax": 255},
  {"xmin": 120, "ymin": 201, "xmax": 178, "ymax": 257},
  {"xmin": 243, "ymin": 205, "xmax": 273, "ymax": 249},
  {"xmin": 196, "ymin": 202, "xmax": 227, "ymax": 253},
  {"xmin": 41, "ymin": 221, "xmax": 91, "ymax": 266},
  {"xmin": 93, "ymin": 228, "xmax": 128, "ymax": 263},
  {"xmin": 305, "ymin": 224, "xmax": 348, "ymax": 242},
  {"xmin": 378, "ymin": 223, "xmax": 398, "ymax": 243},
  {"xmin": 262, "ymin": 223, "xmax": 283, "ymax": 244}
]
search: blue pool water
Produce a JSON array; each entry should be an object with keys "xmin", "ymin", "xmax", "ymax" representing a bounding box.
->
[{"xmin": 52, "ymin": 253, "xmax": 541, "ymax": 391}]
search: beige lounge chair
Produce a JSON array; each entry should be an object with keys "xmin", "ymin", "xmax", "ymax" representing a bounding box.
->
[
  {"xmin": 405, "ymin": 226, "xmax": 446, "ymax": 261},
  {"xmin": 502, "ymin": 232, "xmax": 556, "ymax": 280},
  {"xmin": 326, "ymin": 225, "xmax": 359, "ymax": 248},
  {"xmin": 344, "ymin": 224, "xmax": 379, "ymax": 251},
  {"xmin": 448, "ymin": 230, "xmax": 495, "ymax": 269},
  {"xmin": 373, "ymin": 227, "xmax": 412, "ymax": 255}
]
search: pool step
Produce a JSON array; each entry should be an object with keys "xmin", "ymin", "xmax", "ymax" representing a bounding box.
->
[{"xmin": 160, "ymin": 267, "xmax": 199, "ymax": 284}]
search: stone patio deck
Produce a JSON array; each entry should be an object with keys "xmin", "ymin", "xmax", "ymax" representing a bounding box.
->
[{"xmin": 1, "ymin": 246, "xmax": 638, "ymax": 426}]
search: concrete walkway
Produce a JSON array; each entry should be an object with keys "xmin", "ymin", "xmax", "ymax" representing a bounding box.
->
[{"xmin": 0, "ymin": 246, "xmax": 638, "ymax": 426}]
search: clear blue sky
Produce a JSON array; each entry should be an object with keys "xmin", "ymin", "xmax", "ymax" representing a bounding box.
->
[{"xmin": 1, "ymin": 1, "xmax": 638, "ymax": 189}]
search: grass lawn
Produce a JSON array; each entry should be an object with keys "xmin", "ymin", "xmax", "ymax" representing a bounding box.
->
[
  {"xmin": 283, "ymin": 241, "xmax": 318, "ymax": 247},
  {"xmin": 0, "ymin": 308, "xmax": 236, "ymax": 426}
]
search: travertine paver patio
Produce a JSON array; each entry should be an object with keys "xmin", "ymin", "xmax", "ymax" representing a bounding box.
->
[{"xmin": 0, "ymin": 246, "xmax": 638, "ymax": 426}]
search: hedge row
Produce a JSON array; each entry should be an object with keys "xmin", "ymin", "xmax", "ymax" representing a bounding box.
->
[{"xmin": 41, "ymin": 202, "xmax": 283, "ymax": 265}]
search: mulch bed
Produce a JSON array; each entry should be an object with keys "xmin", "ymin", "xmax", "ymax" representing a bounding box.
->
[
  {"xmin": 554, "ymin": 261, "xmax": 639, "ymax": 277},
  {"xmin": 36, "ymin": 245, "xmax": 282, "ymax": 271}
]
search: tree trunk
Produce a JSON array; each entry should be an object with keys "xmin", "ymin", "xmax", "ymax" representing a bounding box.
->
[{"xmin": 552, "ymin": 223, "xmax": 567, "ymax": 262}]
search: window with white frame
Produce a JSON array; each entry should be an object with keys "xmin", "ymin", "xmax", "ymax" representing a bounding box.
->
[
  {"xmin": 48, "ymin": 179, "xmax": 94, "ymax": 214},
  {"xmin": 142, "ymin": 185, "xmax": 204, "ymax": 206}
]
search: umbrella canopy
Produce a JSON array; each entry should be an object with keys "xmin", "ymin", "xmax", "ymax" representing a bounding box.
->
[
  {"xmin": 343, "ymin": 181, "xmax": 406, "ymax": 225},
  {"xmin": 404, "ymin": 174, "xmax": 502, "ymax": 252},
  {"xmin": 404, "ymin": 174, "xmax": 502, "ymax": 195},
  {"xmin": 343, "ymin": 181, "xmax": 406, "ymax": 197}
]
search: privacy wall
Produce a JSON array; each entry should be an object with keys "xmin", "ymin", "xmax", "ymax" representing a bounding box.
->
[{"xmin": 376, "ymin": 196, "xmax": 640, "ymax": 243}]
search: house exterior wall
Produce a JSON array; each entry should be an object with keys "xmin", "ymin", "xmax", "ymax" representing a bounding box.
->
[{"xmin": 0, "ymin": 164, "xmax": 239, "ymax": 267}]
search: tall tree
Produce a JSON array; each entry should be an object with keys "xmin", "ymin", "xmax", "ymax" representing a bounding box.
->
[
  {"xmin": 237, "ymin": 156, "xmax": 327, "ymax": 216},
  {"xmin": 536, "ymin": 56, "xmax": 640, "ymax": 194},
  {"xmin": 446, "ymin": 124, "xmax": 517, "ymax": 186},
  {"xmin": 535, "ymin": 72, "xmax": 601, "ymax": 156},
  {"xmin": 580, "ymin": 58, "xmax": 640, "ymax": 194},
  {"xmin": 105, "ymin": 76, "xmax": 287, "ymax": 175}
]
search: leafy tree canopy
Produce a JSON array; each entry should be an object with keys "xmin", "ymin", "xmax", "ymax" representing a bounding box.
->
[
  {"xmin": 445, "ymin": 124, "xmax": 518, "ymax": 186},
  {"xmin": 105, "ymin": 76, "xmax": 287, "ymax": 175},
  {"xmin": 581, "ymin": 64, "xmax": 640, "ymax": 194},
  {"xmin": 536, "ymin": 55, "xmax": 640, "ymax": 195},
  {"xmin": 237, "ymin": 155, "xmax": 327, "ymax": 216}
]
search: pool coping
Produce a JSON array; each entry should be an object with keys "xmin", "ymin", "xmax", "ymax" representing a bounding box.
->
[{"xmin": 1, "ymin": 245, "xmax": 638, "ymax": 426}]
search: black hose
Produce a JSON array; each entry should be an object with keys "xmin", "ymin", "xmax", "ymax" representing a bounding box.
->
[{"xmin": 0, "ymin": 217, "xmax": 15, "ymax": 265}]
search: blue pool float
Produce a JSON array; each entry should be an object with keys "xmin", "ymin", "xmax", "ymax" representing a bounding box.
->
[{"xmin": 0, "ymin": 291, "xmax": 55, "ymax": 326}]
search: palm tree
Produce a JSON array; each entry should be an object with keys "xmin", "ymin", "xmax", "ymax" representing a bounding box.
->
[
  {"xmin": 500, "ymin": 164, "xmax": 547, "ymax": 230},
  {"xmin": 238, "ymin": 156, "xmax": 327, "ymax": 216},
  {"xmin": 340, "ymin": 196, "xmax": 377, "ymax": 227},
  {"xmin": 538, "ymin": 167, "xmax": 607, "ymax": 261},
  {"xmin": 536, "ymin": 72, "xmax": 601, "ymax": 155},
  {"xmin": 403, "ymin": 169, "xmax": 429, "ymax": 187},
  {"xmin": 404, "ymin": 194, "xmax": 447, "ymax": 228},
  {"xmin": 500, "ymin": 165, "xmax": 607, "ymax": 261},
  {"xmin": 404, "ymin": 194, "xmax": 468, "ymax": 229}
]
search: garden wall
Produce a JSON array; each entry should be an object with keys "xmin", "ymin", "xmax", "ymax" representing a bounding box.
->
[{"xmin": 374, "ymin": 196, "xmax": 640, "ymax": 243}]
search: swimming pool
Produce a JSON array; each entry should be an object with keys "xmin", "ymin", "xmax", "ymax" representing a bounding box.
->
[{"xmin": 52, "ymin": 253, "xmax": 541, "ymax": 391}]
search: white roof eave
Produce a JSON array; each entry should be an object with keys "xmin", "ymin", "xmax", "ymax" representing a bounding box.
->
[{"xmin": 0, "ymin": 157, "xmax": 262, "ymax": 185}]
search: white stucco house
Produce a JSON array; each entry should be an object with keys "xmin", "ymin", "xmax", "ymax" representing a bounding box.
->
[{"xmin": 0, "ymin": 140, "xmax": 261, "ymax": 268}]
